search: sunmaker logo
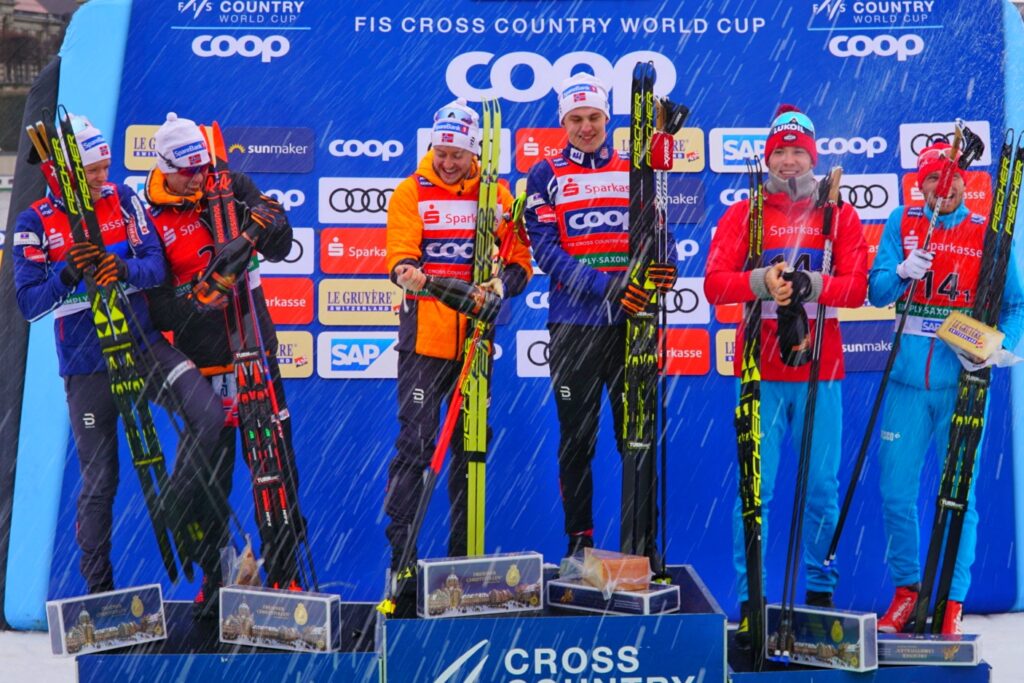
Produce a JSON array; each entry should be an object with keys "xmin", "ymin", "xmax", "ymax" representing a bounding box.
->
[
  {"xmin": 222, "ymin": 127, "xmax": 314, "ymax": 173},
  {"xmin": 445, "ymin": 50, "xmax": 676, "ymax": 115}
]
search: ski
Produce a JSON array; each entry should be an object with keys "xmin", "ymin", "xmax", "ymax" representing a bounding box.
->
[
  {"xmin": 200, "ymin": 122, "xmax": 318, "ymax": 591},
  {"xmin": 736, "ymin": 156, "xmax": 766, "ymax": 671},
  {"xmin": 771, "ymin": 168, "xmax": 843, "ymax": 662},
  {"xmin": 621, "ymin": 62, "xmax": 688, "ymax": 571},
  {"xmin": 28, "ymin": 109, "xmax": 190, "ymax": 583},
  {"xmin": 463, "ymin": 98, "xmax": 501, "ymax": 557},
  {"xmin": 914, "ymin": 129, "xmax": 1023, "ymax": 633}
]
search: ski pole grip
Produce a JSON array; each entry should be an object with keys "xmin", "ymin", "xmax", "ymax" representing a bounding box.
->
[{"xmin": 827, "ymin": 167, "xmax": 843, "ymax": 204}]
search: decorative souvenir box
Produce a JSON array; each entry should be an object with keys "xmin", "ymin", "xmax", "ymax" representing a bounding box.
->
[
  {"xmin": 765, "ymin": 603, "xmax": 877, "ymax": 672},
  {"xmin": 877, "ymin": 632, "xmax": 981, "ymax": 666},
  {"xmin": 46, "ymin": 584, "xmax": 166, "ymax": 656},
  {"xmin": 219, "ymin": 585, "xmax": 341, "ymax": 652},
  {"xmin": 417, "ymin": 552, "xmax": 544, "ymax": 619},
  {"xmin": 546, "ymin": 579, "xmax": 680, "ymax": 616}
]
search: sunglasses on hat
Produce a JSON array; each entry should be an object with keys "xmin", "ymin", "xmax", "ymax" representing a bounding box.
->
[{"xmin": 158, "ymin": 151, "xmax": 208, "ymax": 177}]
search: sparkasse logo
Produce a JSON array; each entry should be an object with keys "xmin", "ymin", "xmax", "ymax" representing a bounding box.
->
[{"xmin": 261, "ymin": 277, "xmax": 313, "ymax": 326}]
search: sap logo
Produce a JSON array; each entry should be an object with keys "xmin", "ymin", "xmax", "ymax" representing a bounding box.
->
[
  {"xmin": 446, "ymin": 50, "xmax": 676, "ymax": 115},
  {"xmin": 709, "ymin": 128, "xmax": 768, "ymax": 173},
  {"xmin": 720, "ymin": 187, "xmax": 750, "ymax": 205},
  {"xmin": 828, "ymin": 34, "xmax": 924, "ymax": 62},
  {"xmin": 330, "ymin": 339, "xmax": 392, "ymax": 368},
  {"xmin": 526, "ymin": 291, "xmax": 549, "ymax": 309},
  {"xmin": 567, "ymin": 211, "xmax": 626, "ymax": 230},
  {"xmin": 192, "ymin": 34, "xmax": 290, "ymax": 63},
  {"xmin": 265, "ymin": 189, "xmax": 305, "ymax": 211},
  {"xmin": 328, "ymin": 138, "xmax": 404, "ymax": 162},
  {"xmin": 676, "ymin": 239, "xmax": 699, "ymax": 261},
  {"xmin": 425, "ymin": 242, "xmax": 473, "ymax": 259},
  {"xmin": 817, "ymin": 136, "xmax": 887, "ymax": 158}
]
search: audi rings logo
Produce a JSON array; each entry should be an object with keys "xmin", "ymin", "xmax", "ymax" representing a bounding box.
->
[
  {"xmin": 266, "ymin": 189, "xmax": 305, "ymax": 212},
  {"xmin": 840, "ymin": 184, "xmax": 889, "ymax": 209},
  {"xmin": 319, "ymin": 178, "xmax": 401, "ymax": 225},
  {"xmin": 191, "ymin": 34, "xmax": 290, "ymax": 63},
  {"xmin": 832, "ymin": 173, "xmax": 899, "ymax": 221},
  {"xmin": 516, "ymin": 330, "xmax": 551, "ymax": 377},
  {"xmin": 331, "ymin": 188, "xmax": 392, "ymax": 213},
  {"xmin": 665, "ymin": 277, "xmax": 710, "ymax": 325},
  {"xmin": 899, "ymin": 121, "xmax": 991, "ymax": 170},
  {"xmin": 259, "ymin": 227, "xmax": 314, "ymax": 275},
  {"xmin": 567, "ymin": 210, "xmax": 627, "ymax": 231},
  {"xmin": 827, "ymin": 34, "xmax": 923, "ymax": 62}
]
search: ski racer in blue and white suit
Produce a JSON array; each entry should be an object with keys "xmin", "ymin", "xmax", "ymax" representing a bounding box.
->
[
  {"xmin": 870, "ymin": 141, "xmax": 1024, "ymax": 634},
  {"xmin": 12, "ymin": 118, "xmax": 222, "ymax": 593},
  {"xmin": 524, "ymin": 73, "xmax": 676, "ymax": 558}
]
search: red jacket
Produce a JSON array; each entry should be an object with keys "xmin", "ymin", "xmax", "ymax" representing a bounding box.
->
[{"xmin": 704, "ymin": 190, "xmax": 868, "ymax": 381}]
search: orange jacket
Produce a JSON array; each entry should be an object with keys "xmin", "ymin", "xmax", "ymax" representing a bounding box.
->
[{"xmin": 387, "ymin": 151, "xmax": 532, "ymax": 360}]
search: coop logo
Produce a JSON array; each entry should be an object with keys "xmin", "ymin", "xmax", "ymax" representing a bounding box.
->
[
  {"xmin": 833, "ymin": 173, "xmax": 899, "ymax": 221},
  {"xmin": 425, "ymin": 242, "xmax": 474, "ymax": 259},
  {"xmin": 709, "ymin": 128, "xmax": 769, "ymax": 173},
  {"xmin": 817, "ymin": 135, "xmax": 887, "ymax": 158},
  {"xmin": 720, "ymin": 187, "xmax": 750, "ymax": 206},
  {"xmin": 328, "ymin": 138, "xmax": 404, "ymax": 162},
  {"xmin": 446, "ymin": 50, "xmax": 677, "ymax": 116},
  {"xmin": 828, "ymin": 34, "xmax": 924, "ymax": 62},
  {"xmin": 191, "ymin": 34, "xmax": 290, "ymax": 63},
  {"xmin": 676, "ymin": 239, "xmax": 700, "ymax": 262},
  {"xmin": 526, "ymin": 291, "xmax": 549, "ymax": 309},
  {"xmin": 567, "ymin": 210, "xmax": 627, "ymax": 231},
  {"xmin": 898, "ymin": 121, "xmax": 992, "ymax": 169},
  {"xmin": 317, "ymin": 332, "xmax": 398, "ymax": 379},
  {"xmin": 319, "ymin": 177, "xmax": 401, "ymax": 224},
  {"xmin": 516, "ymin": 329, "xmax": 550, "ymax": 378},
  {"xmin": 257, "ymin": 227, "xmax": 313, "ymax": 275},
  {"xmin": 265, "ymin": 188, "xmax": 305, "ymax": 211},
  {"xmin": 416, "ymin": 127, "xmax": 512, "ymax": 173},
  {"xmin": 222, "ymin": 127, "xmax": 314, "ymax": 173}
]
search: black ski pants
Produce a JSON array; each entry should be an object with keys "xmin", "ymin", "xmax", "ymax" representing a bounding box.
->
[
  {"xmin": 385, "ymin": 351, "xmax": 474, "ymax": 567},
  {"xmin": 65, "ymin": 338, "xmax": 223, "ymax": 592},
  {"xmin": 547, "ymin": 322, "xmax": 627, "ymax": 538}
]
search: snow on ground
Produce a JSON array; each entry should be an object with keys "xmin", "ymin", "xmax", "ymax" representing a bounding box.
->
[{"xmin": 0, "ymin": 612, "xmax": 1021, "ymax": 681}]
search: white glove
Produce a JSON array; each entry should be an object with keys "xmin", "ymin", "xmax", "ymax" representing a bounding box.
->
[
  {"xmin": 896, "ymin": 248, "xmax": 934, "ymax": 281},
  {"xmin": 479, "ymin": 277, "xmax": 505, "ymax": 300},
  {"xmin": 955, "ymin": 347, "xmax": 1023, "ymax": 372}
]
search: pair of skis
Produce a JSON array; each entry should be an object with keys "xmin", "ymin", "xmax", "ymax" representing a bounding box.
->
[
  {"xmin": 381, "ymin": 99, "xmax": 513, "ymax": 613},
  {"xmin": 622, "ymin": 61, "xmax": 688, "ymax": 573},
  {"xmin": 26, "ymin": 108, "xmax": 196, "ymax": 583},
  {"xmin": 912, "ymin": 129, "xmax": 1023, "ymax": 633},
  {"xmin": 770, "ymin": 168, "xmax": 843, "ymax": 662},
  {"xmin": 200, "ymin": 122, "xmax": 318, "ymax": 591}
]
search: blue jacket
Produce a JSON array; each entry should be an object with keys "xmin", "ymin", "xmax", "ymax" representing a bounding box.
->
[
  {"xmin": 13, "ymin": 183, "xmax": 166, "ymax": 376},
  {"xmin": 869, "ymin": 201, "xmax": 1024, "ymax": 390}
]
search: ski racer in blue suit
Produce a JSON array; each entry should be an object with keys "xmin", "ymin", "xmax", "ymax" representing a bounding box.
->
[{"xmin": 870, "ymin": 140, "xmax": 1024, "ymax": 635}]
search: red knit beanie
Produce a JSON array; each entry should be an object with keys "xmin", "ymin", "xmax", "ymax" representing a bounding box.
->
[{"xmin": 764, "ymin": 104, "xmax": 817, "ymax": 165}]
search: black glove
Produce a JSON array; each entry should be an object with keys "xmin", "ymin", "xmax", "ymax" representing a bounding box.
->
[
  {"xmin": 646, "ymin": 262, "xmax": 677, "ymax": 293},
  {"xmin": 59, "ymin": 241, "xmax": 102, "ymax": 287},
  {"xmin": 93, "ymin": 252, "xmax": 127, "ymax": 287},
  {"xmin": 782, "ymin": 269, "xmax": 813, "ymax": 307},
  {"xmin": 206, "ymin": 229, "xmax": 257, "ymax": 283}
]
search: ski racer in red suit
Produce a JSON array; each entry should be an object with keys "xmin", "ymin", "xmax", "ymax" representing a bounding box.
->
[{"xmin": 704, "ymin": 105, "xmax": 867, "ymax": 641}]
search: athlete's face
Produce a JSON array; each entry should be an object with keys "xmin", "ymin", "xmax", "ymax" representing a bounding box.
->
[
  {"xmin": 432, "ymin": 145, "xmax": 474, "ymax": 185},
  {"xmin": 83, "ymin": 159, "xmax": 110, "ymax": 202},
  {"xmin": 921, "ymin": 171, "xmax": 965, "ymax": 215},
  {"xmin": 562, "ymin": 107, "xmax": 608, "ymax": 153},
  {"xmin": 163, "ymin": 164, "xmax": 209, "ymax": 196},
  {"xmin": 767, "ymin": 146, "xmax": 813, "ymax": 178}
]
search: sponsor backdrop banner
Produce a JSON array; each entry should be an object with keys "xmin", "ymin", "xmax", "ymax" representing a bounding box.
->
[{"xmin": 39, "ymin": 0, "xmax": 1016, "ymax": 616}]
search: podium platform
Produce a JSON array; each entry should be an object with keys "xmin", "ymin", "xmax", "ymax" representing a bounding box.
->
[{"xmin": 72, "ymin": 566, "xmax": 995, "ymax": 682}]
